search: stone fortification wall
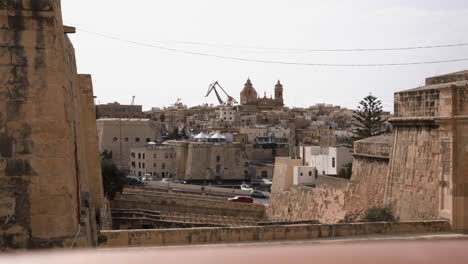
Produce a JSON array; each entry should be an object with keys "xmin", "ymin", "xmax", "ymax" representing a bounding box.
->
[
  {"xmin": 385, "ymin": 126, "xmax": 440, "ymax": 221},
  {"xmin": 425, "ymin": 70, "xmax": 468, "ymax": 85},
  {"xmin": 344, "ymin": 136, "xmax": 392, "ymax": 212},
  {"xmin": 268, "ymin": 136, "xmax": 393, "ymax": 223},
  {"xmin": 100, "ymin": 220, "xmax": 450, "ymax": 248},
  {"xmin": 0, "ymin": 0, "xmax": 104, "ymax": 249},
  {"xmin": 112, "ymin": 192, "xmax": 266, "ymax": 219},
  {"xmin": 185, "ymin": 142, "xmax": 243, "ymax": 181},
  {"xmin": 268, "ymin": 185, "xmax": 346, "ymax": 223},
  {"xmin": 316, "ymin": 175, "xmax": 349, "ymax": 190}
]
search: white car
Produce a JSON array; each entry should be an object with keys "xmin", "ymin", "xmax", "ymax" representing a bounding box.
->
[{"xmin": 240, "ymin": 184, "xmax": 253, "ymax": 191}]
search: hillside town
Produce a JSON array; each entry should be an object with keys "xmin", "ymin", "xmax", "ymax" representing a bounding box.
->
[
  {"xmin": 97, "ymin": 79, "xmax": 379, "ymax": 187},
  {"xmin": 0, "ymin": 1, "xmax": 467, "ymax": 262}
]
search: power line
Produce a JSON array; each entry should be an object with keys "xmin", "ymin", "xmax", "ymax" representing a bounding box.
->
[
  {"xmin": 147, "ymin": 39, "xmax": 468, "ymax": 53},
  {"xmin": 77, "ymin": 28, "xmax": 468, "ymax": 67}
]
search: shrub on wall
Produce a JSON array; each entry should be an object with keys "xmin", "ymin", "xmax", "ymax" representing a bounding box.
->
[{"xmin": 339, "ymin": 205, "xmax": 397, "ymax": 223}]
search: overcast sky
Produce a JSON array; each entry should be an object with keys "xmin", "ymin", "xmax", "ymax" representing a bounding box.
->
[{"xmin": 62, "ymin": 0, "xmax": 468, "ymax": 111}]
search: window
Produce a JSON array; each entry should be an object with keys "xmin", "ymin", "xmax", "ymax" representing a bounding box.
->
[
  {"xmin": 300, "ymin": 172, "xmax": 303, "ymax": 176},
  {"xmin": 153, "ymin": 154, "xmax": 157, "ymax": 159},
  {"xmin": 216, "ymin": 165, "xmax": 221, "ymax": 173},
  {"xmin": 165, "ymin": 153, "xmax": 169, "ymax": 159},
  {"xmin": 138, "ymin": 162, "xmax": 141, "ymax": 168},
  {"xmin": 153, "ymin": 163, "xmax": 156, "ymax": 168},
  {"xmin": 136, "ymin": 137, "xmax": 140, "ymax": 143},
  {"xmin": 142, "ymin": 163, "xmax": 145, "ymax": 169},
  {"xmin": 143, "ymin": 153, "xmax": 145, "ymax": 159},
  {"xmin": 125, "ymin": 137, "xmax": 129, "ymax": 142},
  {"xmin": 162, "ymin": 163, "xmax": 165, "ymax": 170},
  {"xmin": 261, "ymin": 171, "xmax": 268, "ymax": 178},
  {"xmin": 112, "ymin": 137, "xmax": 118, "ymax": 142},
  {"xmin": 138, "ymin": 153, "xmax": 141, "ymax": 159},
  {"xmin": 170, "ymin": 153, "xmax": 173, "ymax": 159},
  {"xmin": 146, "ymin": 138, "xmax": 151, "ymax": 143},
  {"xmin": 131, "ymin": 162, "xmax": 135, "ymax": 168},
  {"xmin": 332, "ymin": 157, "xmax": 336, "ymax": 168},
  {"xmin": 131, "ymin": 152, "xmax": 135, "ymax": 158},
  {"xmin": 216, "ymin": 156, "xmax": 220, "ymax": 163},
  {"xmin": 309, "ymin": 171, "xmax": 312, "ymax": 176}
]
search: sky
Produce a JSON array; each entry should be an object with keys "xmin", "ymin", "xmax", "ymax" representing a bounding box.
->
[{"xmin": 61, "ymin": 0, "xmax": 468, "ymax": 111}]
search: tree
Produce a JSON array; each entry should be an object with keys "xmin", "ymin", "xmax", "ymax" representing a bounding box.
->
[
  {"xmin": 338, "ymin": 162, "xmax": 353, "ymax": 179},
  {"xmin": 100, "ymin": 149, "xmax": 113, "ymax": 161},
  {"xmin": 352, "ymin": 94, "xmax": 387, "ymax": 140},
  {"xmin": 101, "ymin": 151, "xmax": 126, "ymax": 200},
  {"xmin": 159, "ymin": 114, "xmax": 166, "ymax": 123}
]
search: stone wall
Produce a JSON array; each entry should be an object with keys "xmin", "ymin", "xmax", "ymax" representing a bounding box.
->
[
  {"xmin": 268, "ymin": 185, "xmax": 346, "ymax": 223},
  {"xmin": 111, "ymin": 192, "xmax": 266, "ymax": 219},
  {"xmin": 100, "ymin": 220, "xmax": 450, "ymax": 248},
  {"xmin": 0, "ymin": 0, "xmax": 104, "ymax": 249},
  {"xmin": 385, "ymin": 126, "xmax": 440, "ymax": 221},
  {"xmin": 271, "ymin": 157, "xmax": 303, "ymax": 193},
  {"xmin": 344, "ymin": 136, "xmax": 392, "ymax": 212}
]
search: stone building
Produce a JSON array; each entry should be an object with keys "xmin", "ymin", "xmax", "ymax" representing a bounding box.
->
[
  {"xmin": 95, "ymin": 102, "xmax": 144, "ymax": 119},
  {"xmin": 387, "ymin": 70, "xmax": 468, "ymax": 231},
  {"xmin": 0, "ymin": 1, "xmax": 105, "ymax": 248},
  {"xmin": 164, "ymin": 137, "xmax": 244, "ymax": 182},
  {"xmin": 299, "ymin": 146, "xmax": 353, "ymax": 176},
  {"xmin": 240, "ymin": 79, "xmax": 284, "ymax": 112},
  {"xmin": 267, "ymin": 71, "xmax": 468, "ymax": 233},
  {"xmin": 96, "ymin": 118, "xmax": 160, "ymax": 169},
  {"xmin": 129, "ymin": 143, "xmax": 177, "ymax": 178}
]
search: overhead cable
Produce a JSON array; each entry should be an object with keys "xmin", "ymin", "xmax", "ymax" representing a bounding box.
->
[{"xmin": 77, "ymin": 28, "xmax": 468, "ymax": 67}]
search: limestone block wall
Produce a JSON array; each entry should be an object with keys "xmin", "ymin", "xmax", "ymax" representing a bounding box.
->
[
  {"xmin": 112, "ymin": 192, "xmax": 266, "ymax": 219},
  {"xmin": 394, "ymin": 88, "xmax": 440, "ymax": 118},
  {"xmin": 385, "ymin": 126, "xmax": 440, "ymax": 220},
  {"xmin": 100, "ymin": 220, "xmax": 451, "ymax": 248},
  {"xmin": 267, "ymin": 185, "xmax": 346, "ymax": 223},
  {"xmin": 344, "ymin": 157, "xmax": 388, "ymax": 212},
  {"xmin": 344, "ymin": 136, "xmax": 392, "ymax": 212},
  {"xmin": 184, "ymin": 142, "xmax": 243, "ymax": 181},
  {"xmin": 268, "ymin": 136, "xmax": 391, "ymax": 223},
  {"xmin": 0, "ymin": 0, "xmax": 103, "ymax": 249},
  {"xmin": 425, "ymin": 70, "xmax": 468, "ymax": 85}
]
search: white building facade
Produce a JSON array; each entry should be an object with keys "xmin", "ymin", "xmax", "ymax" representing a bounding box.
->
[{"xmin": 300, "ymin": 146, "xmax": 353, "ymax": 176}]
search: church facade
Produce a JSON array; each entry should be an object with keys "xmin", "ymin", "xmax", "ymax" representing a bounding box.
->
[{"xmin": 240, "ymin": 79, "xmax": 285, "ymax": 111}]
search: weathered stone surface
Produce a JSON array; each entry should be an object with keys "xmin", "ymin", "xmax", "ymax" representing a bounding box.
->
[{"xmin": 0, "ymin": 0, "xmax": 106, "ymax": 249}]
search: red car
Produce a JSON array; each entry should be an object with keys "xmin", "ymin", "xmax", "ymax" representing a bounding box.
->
[{"xmin": 228, "ymin": 196, "xmax": 254, "ymax": 203}]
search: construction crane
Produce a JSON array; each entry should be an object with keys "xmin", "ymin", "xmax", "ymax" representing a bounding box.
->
[
  {"xmin": 205, "ymin": 81, "xmax": 239, "ymax": 106},
  {"xmin": 173, "ymin": 98, "xmax": 182, "ymax": 105},
  {"xmin": 131, "ymin": 96, "xmax": 135, "ymax": 105}
]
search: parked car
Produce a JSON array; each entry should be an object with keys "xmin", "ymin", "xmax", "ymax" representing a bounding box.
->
[
  {"xmin": 240, "ymin": 184, "xmax": 253, "ymax": 191},
  {"xmin": 126, "ymin": 176, "xmax": 143, "ymax": 186},
  {"xmin": 250, "ymin": 190, "xmax": 267, "ymax": 198},
  {"xmin": 261, "ymin": 179, "xmax": 272, "ymax": 186},
  {"xmin": 228, "ymin": 196, "xmax": 254, "ymax": 203}
]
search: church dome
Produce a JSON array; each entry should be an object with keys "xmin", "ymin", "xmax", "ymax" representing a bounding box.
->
[{"xmin": 240, "ymin": 78, "xmax": 258, "ymax": 105}]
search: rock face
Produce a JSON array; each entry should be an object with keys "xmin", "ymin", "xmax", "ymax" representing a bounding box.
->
[{"xmin": 0, "ymin": 0, "xmax": 105, "ymax": 249}]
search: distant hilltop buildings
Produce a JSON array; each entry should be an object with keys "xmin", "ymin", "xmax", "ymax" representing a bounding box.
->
[{"xmin": 240, "ymin": 79, "xmax": 285, "ymax": 111}]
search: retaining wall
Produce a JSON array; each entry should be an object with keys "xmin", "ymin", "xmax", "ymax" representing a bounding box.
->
[
  {"xmin": 111, "ymin": 192, "xmax": 266, "ymax": 219},
  {"xmin": 99, "ymin": 220, "xmax": 450, "ymax": 248}
]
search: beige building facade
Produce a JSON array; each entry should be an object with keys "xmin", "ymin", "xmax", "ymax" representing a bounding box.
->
[
  {"xmin": 96, "ymin": 118, "xmax": 160, "ymax": 169},
  {"xmin": 96, "ymin": 102, "xmax": 144, "ymax": 119},
  {"xmin": 164, "ymin": 140, "xmax": 244, "ymax": 182},
  {"xmin": 129, "ymin": 143, "xmax": 177, "ymax": 178}
]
